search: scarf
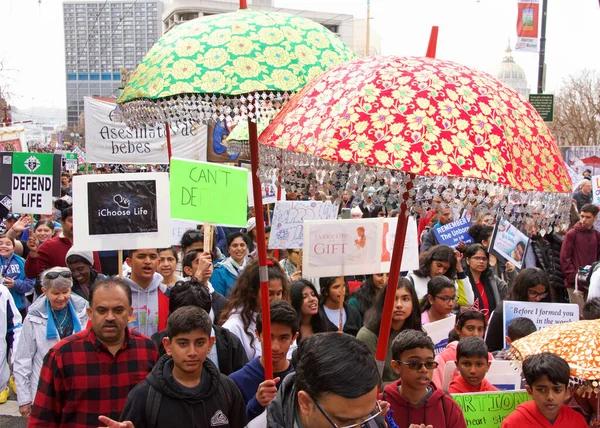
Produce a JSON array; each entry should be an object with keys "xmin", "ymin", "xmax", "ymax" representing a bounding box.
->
[{"xmin": 46, "ymin": 299, "xmax": 82, "ymax": 340}]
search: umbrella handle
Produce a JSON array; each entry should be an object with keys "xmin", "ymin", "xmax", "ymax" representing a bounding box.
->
[
  {"xmin": 240, "ymin": 0, "xmax": 247, "ymax": 9},
  {"xmin": 426, "ymin": 26, "xmax": 439, "ymax": 58}
]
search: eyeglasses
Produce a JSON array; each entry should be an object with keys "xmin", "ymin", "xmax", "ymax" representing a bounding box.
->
[
  {"xmin": 528, "ymin": 290, "xmax": 548, "ymax": 299},
  {"xmin": 394, "ymin": 360, "xmax": 439, "ymax": 370},
  {"xmin": 45, "ymin": 271, "xmax": 72, "ymax": 280},
  {"xmin": 434, "ymin": 295, "xmax": 458, "ymax": 303},
  {"xmin": 312, "ymin": 397, "xmax": 384, "ymax": 428},
  {"xmin": 470, "ymin": 256, "xmax": 488, "ymax": 262}
]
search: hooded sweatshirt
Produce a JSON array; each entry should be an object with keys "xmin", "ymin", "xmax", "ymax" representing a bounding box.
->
[
  {"xmin": 380, "ymin": 379, "xmax": 467, "ymax": 428},
  {"xmin": 13, "ymin": 294, "xmax": 88, "ymax": 406},
  {"xmin": 248, "ymin": 373, "xmax": 387, "ymax": 428},
  {"xmin": 0, "ymin": 253, "xmax": 35, "ymax": 310},
  {"xmin": 211, "ymin": 257, "xmax": 244, "ymax": 298},
  {"xmin": 501, "ymin": 400, "xmax": 587, "ymax": 428},
  {"xmin": 560, "ymin": 222, "xmax": 600, "ymax": 287},
  {"xmin": 229, "ymin": 356, "xmax": 294, "ymax": 422},
  {"xmin": 448, "ymin": 374, "xmax": 499, "ymax": 394},
  {"xmin": 120, "ymin": 355, "xmax": 247, "ymax": 428},
  {"xmin": 123, "ymin": 272, "xmax": 169, "ymax": 338},
  {"xmin": 432, "ymin": 341, "xmax": 493, "ymax": 390}
]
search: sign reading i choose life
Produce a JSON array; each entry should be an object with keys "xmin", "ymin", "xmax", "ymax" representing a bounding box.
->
[{"xmin": 11, "ymin": 152, "xmax": 54, "ymax": 214}]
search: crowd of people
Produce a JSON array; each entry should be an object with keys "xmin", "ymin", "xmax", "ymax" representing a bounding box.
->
[{"xmin": 0, "ymin": 164, "xmax": 598, "ymax": 428}]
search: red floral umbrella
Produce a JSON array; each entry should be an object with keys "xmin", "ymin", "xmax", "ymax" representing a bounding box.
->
[{"xmin": 259, "ymin": 54, "xmax": 572, "ymax": 376}]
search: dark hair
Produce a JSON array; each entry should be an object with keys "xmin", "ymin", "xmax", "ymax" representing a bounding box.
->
[
  {"xmin": 90, "ymin": 278, "xmax": 132, "ymax": 307},
  {"xmin": 256, "ymin": 300, "xmax": 298, "ymax": 336},
  {"xmin": 219, "ymin": 257, "xmax": 289, "ymax": 349},
  {"xmin": 226, "ymin": 231, "xmax": 249, "ymax": 249},
  {"xmin": 295, "ymin": 333, "xmax": 380, "ymax": 400},
  {"xmin": 465, "ymin": 244, "xmax": 497, "ymax": 311},
  {"xmin": 456, "ymin": 336, "xmax": 488, "ymax": 360},
  {"xmin": 182, "ymin": 249, "xmax": 208, "ymax": 278},
  {"xmin": 34, "ymin": 219, "xmax": 55, "ymax": 232},
  {"xmin": 319, "ymin": 276, "xmax": 349, "ymax": 304},
  {"xmin": 467, "ymin": 224, "xmax": 494, "ymax": 245},
  {"xmin": 350, "ymin": 274, "xmax": 386, "ymax": 317},
  {"xmin": 180, "ymin": 229, "xmax": 203, "ymax": 251},
  {"xmin": 61, "ymin": 207, "xmax": 73, "ymax": 221},
  {"xmin": 391, "ymin": 329, "xmax": 434, "ymax": 361},
  {"xmin": 522, "ymin": 352, "xmax": 570, "ymax": 387},
  {"xmin": 0, "ymin": 234, "xmax": 15, "ymax": 248},
  {"xmin": 290, "ymin": 280, "xmax": 327, "ymax": 340},
  {"xmin": 414, "ymin": 245, "xmax": 457, "ymax": 279},
  {"xmin": 126, "ymin": 248, "xmax": 158, "ymax": 258},
  {"xmin": 509, "ymin": 268, "xmax": 553, "ymax": 303},
  {"xmin": 169, "ymin": 279, "xmax": 211, "ymax": 314},
  {"xmin": 506, "ymin": 317, "xmax": 537, "ymax": 341},
  {"xmin": 364, "ymin": 278, "xmax": 421, "ymax": 334},
  {"xmin": 581, "ymin": 203, "xmax": 599, "ymax": 217},
  {"xmin": 582, "ymin": 297, "xmax": 600, "ymax": 320},
  {"xmin": 420, "ymin": 275, "xmax": 455, "ymax": 312},
  {"xmin": 166, "ymin": 306, "xmax": 212, "ymax": 338},
  {"xmin": 158, "ymin": 247, "xmax": 179, "ymax": 263},
  {"xmin": 456, "ymin": 310, "xmax": 487, "ymax": 332}
]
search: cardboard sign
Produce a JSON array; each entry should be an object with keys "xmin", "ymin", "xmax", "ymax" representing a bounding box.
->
[
  {"xmin": 423, "ymin": 314, "xmax": 456, "ymax": 355},
  {"xmin": 72, "ymin": 172, "xmax": 171, "ymax": 251},
  {"xmin": 73, "ymin": 146, "xmax": 87, "ymax": 163},
  {"xmin": 170, "ymin": 158, "xmax": 248, "ymax": 227},
  {"xmin": 592, "ymin": 175, "xmax": 600, "ymax": 205},
  {"xmin": 502, "ymin": 300, "xmax": 579, "ymax": 348},
  {"xmin": 269, "ymin": 201, "xmax": 339, "ymax": 249},
  {"xmin": 433, "ymin": 217, "xmax": 473, "ymax": 248},
  {"xmin": 490, "ymin": 219, "xmax": 529, "ymax": 269},
  {"xmin": 302, "ymin": 218, "xmax": 383, "ymax": 277},
  {"xmin": 0, "ymin": 152, "xmax": 62, "ymax": 198},
  {"xmin": 84, "ymin": 97, "xmax": 207, "ymax": 164},
  {"xmin": 451, "ymin": 390, "xmax": 531, "ymax": 427},
  {"xmin": 381, "ymin": 216, "xmax": 420, "ymax": 272},
  {"xmin": 11, "ymin": 153, "xmax": 55, "ymax": 214},
  {"xmin": 171, "ymin": 219, "xmax": 201, "ymax": 246},
  {"xmin": 65, "ymin": 152, "xmax": 78, "ymax": 171}
]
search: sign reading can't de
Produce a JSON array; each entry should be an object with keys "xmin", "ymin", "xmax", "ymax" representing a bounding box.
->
[{"xmin": 11, "ymin": 152, "xmax": 54, "ymax": 214}]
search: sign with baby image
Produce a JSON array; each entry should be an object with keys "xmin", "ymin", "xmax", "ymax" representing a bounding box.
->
[
  {"xmin": 72, "ymin": 172, "xmax": 171, "ymax": 251},
  {"xmin": 490, "ymin": 219, "xmax": 530, "ymax": 270}
]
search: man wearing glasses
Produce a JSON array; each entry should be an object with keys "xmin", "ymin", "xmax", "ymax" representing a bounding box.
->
[{"xmin": 248, "ymin": 333, "xmax": 389, "ymax": 428}]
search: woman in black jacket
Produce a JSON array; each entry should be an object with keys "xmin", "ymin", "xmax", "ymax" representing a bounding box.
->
[{"xmin": 318, "ymin": 276, "xmax": 361, "ymax": 336}]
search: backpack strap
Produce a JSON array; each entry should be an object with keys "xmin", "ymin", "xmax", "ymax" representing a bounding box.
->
[{"xmin": 145, "ymin": 386, "xmax": 163, "ymax": 428}]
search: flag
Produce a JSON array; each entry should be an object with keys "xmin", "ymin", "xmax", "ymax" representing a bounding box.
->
[{"xmin": 515, "ymin": 0, "xmax": 540, "ymax": 52}]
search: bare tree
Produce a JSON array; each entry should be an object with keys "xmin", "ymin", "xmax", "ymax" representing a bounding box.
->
[{"xmin": 550, "ymin": 70, "xmax": 600, "ymax": 147}]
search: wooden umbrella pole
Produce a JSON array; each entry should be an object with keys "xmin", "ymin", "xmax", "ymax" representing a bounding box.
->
[
  {"xmin": 374, "ymin": 175, "xmax": 414, "ymax": 377},
  {"xmin": 248, "ymin": 116, "xmax": 273, "ymax": 380},
  {"xmin": 165, "ymin": 123, "xmax": 173, "ymax": 162},
  {"xmin": 203, "ymin": 223, "xmax": 213, "ymax": 253},
  {"xmin": 118, "ymin": 250, "xmax": 123, "ymax": 280}
]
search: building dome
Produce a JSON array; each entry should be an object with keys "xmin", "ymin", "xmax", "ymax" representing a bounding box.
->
[{"xmin": 496, "ymin": 42, "xmax": 530, "ymax": 98}]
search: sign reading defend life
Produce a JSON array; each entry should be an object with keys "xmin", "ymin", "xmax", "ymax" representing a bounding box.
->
[
  {"xmin": 11, "ymin": 152, "xmax": 54, "ymax": 214},
  {"xmin": 170, "ymin": 158, "xmax": 248, "ymax": 227}
]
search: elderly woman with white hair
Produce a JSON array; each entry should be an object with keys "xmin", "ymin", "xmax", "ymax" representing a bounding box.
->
[{"xmin": 13, "ymin": 267, "xmax": 88, "ymax": 419}]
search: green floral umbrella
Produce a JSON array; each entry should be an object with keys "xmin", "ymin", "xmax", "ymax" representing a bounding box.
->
[{"xmin": 116, "ymin": 8, "xmax": 355, "ymax": 127}]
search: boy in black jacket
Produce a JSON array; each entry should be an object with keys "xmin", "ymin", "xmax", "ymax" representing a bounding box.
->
[{"xmin": 120, "ymin": 306, "xmax": 247, "ymax": 428}]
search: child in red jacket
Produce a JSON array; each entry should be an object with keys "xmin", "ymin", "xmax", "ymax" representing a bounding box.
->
[
  {"xmin": 449, "ymin": 337, "xmax": 498, "ymax": 393},
  {"xmin": 379, "ymin": 330, "xmax": 467, "ymax": 428},
  {"xmin": 502, "ymin": 353, "xmax": 587, "ymax": 428}
]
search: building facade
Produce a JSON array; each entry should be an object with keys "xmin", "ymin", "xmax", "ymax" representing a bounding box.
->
[
  {"xmin": 63, "ymin": 0, "xmax": 162, "ymax": 127},
  {"xmin": 496, "ymin": 42, "xmax": 530, "ymax": 99}
]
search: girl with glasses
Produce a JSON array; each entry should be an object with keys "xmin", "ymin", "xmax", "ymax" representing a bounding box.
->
[
  {"xmin": 464, "ymin": 244, "xmax": 516, "ymax": 322},
  {"xmin": 420, "ymin": 276, "xmax": 457, "ymax": 325},
  {"xmin": 485, "ymin": 268, "xmax": 553, "ymax": 352}
]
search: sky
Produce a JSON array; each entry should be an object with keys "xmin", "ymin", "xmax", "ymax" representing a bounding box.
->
[{"xmin": 0, "ymin": 0, "xmax": 599, "ymax": 118}]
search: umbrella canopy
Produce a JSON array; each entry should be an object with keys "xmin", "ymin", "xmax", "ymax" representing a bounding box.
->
[
  {"xmin": 260, "ymin": 56, "xmax": 572, "ymax": 219},
  {"xmin": 116, "ymin": 8, "xmax": 355, "ymax": 127},
  {"xmin": 510, "ymin": 319, "xmax": 600, "ymax": 394}
]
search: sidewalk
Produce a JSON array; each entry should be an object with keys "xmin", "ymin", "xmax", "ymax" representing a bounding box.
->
[{"xmin": 0, "ymin": 399, "xmax": 26, "ymax": 428}]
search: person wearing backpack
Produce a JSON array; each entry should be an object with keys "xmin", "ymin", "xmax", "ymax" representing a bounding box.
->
[{"xmin": 119, "ymin": 306, "xmax": 247, "ymax": 428}]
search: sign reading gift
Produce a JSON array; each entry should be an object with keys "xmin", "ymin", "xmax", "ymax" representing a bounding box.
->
[{"xmin": 170, "ymin": 158, "xmax": 248, "ymax": 227}]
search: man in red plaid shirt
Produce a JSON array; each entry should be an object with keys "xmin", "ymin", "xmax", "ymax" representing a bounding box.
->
[{"xmin": 28, "ymin": 278, "xmax": 159, "ymax": 428}]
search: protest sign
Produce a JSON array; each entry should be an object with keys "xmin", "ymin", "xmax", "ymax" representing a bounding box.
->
[
  {"xmin": 0, "ymin": 195, "xmax": 11, "ymax": 218},
  {"xmin": 170, "ymin": 158, "xmax": 248, "ymax": 227},
  {"xmin": 592, "ymin": 175, "xmax": 600, "ymax": 205},
  {"xmin": 490, "ymin": 219, "xmax": 529, "ymax": 269},
  {"xmin": 238, "ymin": 160, "xmax": 281, "ymax": 206},
  {"xmin": 84, "ymin": 97, "xmax": 207, "ymax": 164},
  {"xmin": 433, "ymin": 217, "xmax": 473, "ymax": 248},
  {"xmin": 0, "ymin": 152, "xmax": 62, "ymax": 198},
  {"xmin": 72, "ymin": 172, "xmax": 171, "ymax": 251},
  {"xmin": 451, "ymin": 390, "xmax": 531, "ymax": 427},
  {"xmin": 172, "ymin": 219, "xmax": 200, "ymax": 246},
  {"xmin": 381, "ymin": 216, "xmax": 419, "ymax": 272},
  {"xmin": 73, "ymin": 146, "xmax": 86, "ymax": 163},
  {"xmin": 502, "ymin": 300, "xmax": 579, "ymax": 348},
  {"xmin": 423, "ymin": 315, "xmax": 455, "ymax": 355},
  {"xmin": 0, "ymin": 124, "xmax": 26, "ymax": 152},
  {"xmin": 65, "ymin": 152, "xmax": 78, "ymax": 171},
  {"xmin": 302, "ymin": 218, "xmax": 382, "ymax": 277},
  {"xmin": 269, "ymin": 201, "xmax": 339, "ymax": 249},
  {"xmin": 11, "ymin": 153, "xmax": 55, "ymax": 214}
]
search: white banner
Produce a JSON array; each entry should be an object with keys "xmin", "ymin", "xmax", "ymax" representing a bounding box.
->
[
  {"xmin": 84, "ymin": 97, "xmax": 207, "ymax": 164},
  {"xmin": 381, "ymin": 216, "xmax": 420, "ymax": 273}
]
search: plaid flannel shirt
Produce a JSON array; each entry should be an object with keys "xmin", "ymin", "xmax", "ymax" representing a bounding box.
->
[{"xmin": 28, "ymin": 327, "xmax": 158, "ymax": 428}]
